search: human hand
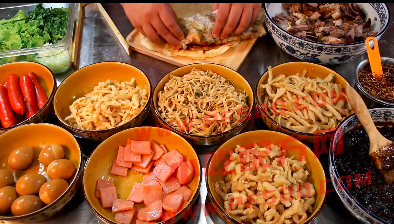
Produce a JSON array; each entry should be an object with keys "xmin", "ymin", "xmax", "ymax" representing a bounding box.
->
[
  {"xmin": 121, "ymin": 3, "xmax": 184, "ymax": 49},
  {"xmin": 211, "ymin": 3, "xmax": 262, "ymax": 40}
]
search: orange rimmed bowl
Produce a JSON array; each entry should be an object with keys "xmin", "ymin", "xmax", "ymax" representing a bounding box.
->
[
  {"xmin": 255, "ymin": 61, "xmax": 351, "ymax": 144},
  {"xmin": 206, "ymin": 130, "xmax": 326, "ymax": 224},
  {"xmin": 0, "ymin": 123, "xmax": 83, "ymax": 223},
  {"xmin": 0, "ymin": 61, "xmax": 56, "ymax": 135},
  {"xmin": 153, "ymin": 63, "xmax": 254, "ymax": 146},
  {"xmin": 83, "ymin": 126, "xmax": 201, "ymax": 224},
  {"xmin": 53, "ymin": 62, "xmax": 152, "ymax": 141}
]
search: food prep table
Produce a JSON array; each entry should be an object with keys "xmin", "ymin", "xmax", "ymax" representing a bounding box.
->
[{"xmin": 2, "ymin": 3, "xmax": 394, "ymax": 224}]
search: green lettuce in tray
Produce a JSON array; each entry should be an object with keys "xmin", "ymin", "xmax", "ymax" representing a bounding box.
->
[{"xmin": 0, "ymin": 3, "xmax": 71, "ymax": 74}]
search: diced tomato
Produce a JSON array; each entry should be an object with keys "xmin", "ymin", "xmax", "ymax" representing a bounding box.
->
[
  {"xmin": 100, "ymin": 186, "xmax": 117, "ymax": 208},
  {"xmin": 136, "ymin": 220, "xmax": 158, "ymax": 224},
  {"xmin": 163, "ymin": 193, "xmax": 183, "ymax": 213},
  {"xmin": 154, "ymin": 158, "xmax": 165, "ymax": 166},
  {"xmin": 96, "ymin": 180, "xmax": 115, "ymax": 198},
  {"xmin": 132, "ymin": 161, "xmax": 154, "ymax": 174},
  {"xmin": 173, "ymin": 186, "xmax": 192, "ymax": 202},
  {"xmin": 128, "ymin": 183, "xmax": 145, "ymax": 203},
  {"xmin": 111, "ymin": 159, "xmax": 128, "ymax": 177},
  {"xmin": 152, "ymin": 161, "xmax": 176, "ymax": 183},
  {"xmin": 157, "ymin": 176, "xmax": 181, "ymax": 194},
  {"xmin": 162, "ymin": 150, "xmax": 184, "ymax": 169},
  {"xmin": 116, "ymin": 146, "xmax": 133, "ymax": 168},
  {"xmin": 131, "ymin": 140, "xmax": 152, "ymax": 155},
  {"xmin": 137, "ymin": 200, "xmax": 163, "ymax": 222},
  {"xmin": 159, "ymin": 144, "xmax": 168, "ymax": 153},
  {"xmin": 143, "ymin": 185, "xmax": 163, "ymax": 205},
  {"xmin": 175, "ymin": 160, "xmax": 195, "ymax": 185},
  {"xmin": 151, "ymin": 141, "xmax": 165, "ymax": 160},
  {"xmin": 114, "ymin": 208, "xmax": 135, "ymax": 224},
  {"xmin": 112, "ymin": 199, "xmax": 134, "ymax": 213},
  {"xmin": 142, "ymin": 173, "xmax": 160, "ymax": 186},
  {"xmin": 134, "ymin": 153, "xmax": 154, "ymax": 168},
  {"xmin": 125, "ymin": 142, "xmax": 142, "ymax": 162}
]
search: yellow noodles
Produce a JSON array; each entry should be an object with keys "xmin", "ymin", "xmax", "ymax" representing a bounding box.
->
[
  {"xmin": 259, "ymin": 67, "xmax": 353, "ymax": 133},
  {"xmin": 214, "ymin": 143, "xmax": 316, "ymax": 224},
  {"xmin": 157, "ymin": 68, "xmax": 249, "ymax": 136},
  {"xmin": 65, "ymin": 78, "xmax": 148, "ymax": 131}
]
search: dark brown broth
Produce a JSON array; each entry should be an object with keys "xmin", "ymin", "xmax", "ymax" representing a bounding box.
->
[{"xmin": 335, "ymin": 121, "xmax": 394, "ymax": 223}]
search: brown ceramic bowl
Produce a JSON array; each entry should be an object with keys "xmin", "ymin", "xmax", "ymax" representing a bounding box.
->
[
  {"xmin": 0, "ymin": 61, "xmax": 56, "ymax": 135},
  {"xmin": 255, "ymin": 62, "xmax": 351, "ymax": 144},
  {"xmin": 206, "ymin": 130, "xmax": 326, "ymax": 224},
  {"xmin": 153, "ymin": 63, "xmax": 254, "ymax": 146},
  {"xmin": 54, "ymin": 62, "xmax": 152, "ymax": 141},
  {"xmin": 83, "ymin": 126, "xmax": 201, "ymax": 224},
  {"xmin": 0, "ymin": 123, "xmax": 83, "ymax": 223}
]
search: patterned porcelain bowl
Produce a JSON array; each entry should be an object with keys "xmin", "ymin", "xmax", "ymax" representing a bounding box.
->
[
  {"xmin": 329, "ymin": 108, "xmax": 394, "ymax": 224},
  {"xmin": 0, "ymin": 123, "xmax": 83, "ymax": 223},
  {"xmin": 355, "ymin": 57, "xmax": 394, "ymax": 108},
  {"xmin": 153, "ymin": 63, "xmax": 254, "ymax": 146},
  {"xmin": 264, "ymin": 3, "xmax": 390, "ymax": 65},
  {"xmin": 207, "ymin": 130, "xmax": 327, "ymax": 224},
  {"xmin": 255, "ymin": 62, "xmax": 350, "ymax": 145},
  {"xmin": 54, "ymin": 62, "xmax": 152, "ymax": 142},
  {"xmin": 0, "ymin": 61, "xmax": 57, "ymax": 135}
]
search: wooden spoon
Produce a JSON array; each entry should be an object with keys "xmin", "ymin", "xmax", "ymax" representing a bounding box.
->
[
  {"xmin": 365, "ymin": 36, "xmax": 383, "ymax": 78},
  {"xmin": 346, "ymin": 85, "xmax": 394, "ymax": 184}
]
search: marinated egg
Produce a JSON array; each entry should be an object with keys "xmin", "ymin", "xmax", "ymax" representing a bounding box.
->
[
  {"xmin": 16, "ymin": 174, "xmax": 47, "ymax": 195},
  {"xmin": 0, "ymin": 186, "xmax": 17, "ymax": 215},
  {"xmin": 8, "ymin": 146, "xmax": 34, "ymax": 170},
  {"xmin": 39, "ymin": 144, "xmax": 65, "ymax": 166},
  {"xmin": 39, "ymin": 179, "xmax": 68, "ymax": 204},
  {"xmin": 11, "ymin": 195, "xmax": 42, "ymax": 216},
  {"xmin": 47, "ymin": 159, "xmax": 75, "ymax": 180},
  {"xmin": 0, "ymin": 169, "xmax": 14, "ymax": 188}
]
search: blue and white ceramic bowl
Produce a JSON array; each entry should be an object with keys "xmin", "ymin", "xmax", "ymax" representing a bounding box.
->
[
  {"xmin": 329, "ymin": 108, "xmax": 394, "ymax": 224},
  {"xmin": 264, "ymin": 3, "xmax": 390, "ymax": 65}
]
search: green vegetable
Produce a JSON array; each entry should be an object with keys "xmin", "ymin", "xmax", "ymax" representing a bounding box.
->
[
  {"xmin": 107, "ymin": 83, "xmax": 115, "ymax": 85},
  {"xmin": 0, "ymin": 3, "xmax": 68, "ymax": 52},
  {"xmin": 195, "ymin": 92, "xmax": 203, "ymax": 96}
]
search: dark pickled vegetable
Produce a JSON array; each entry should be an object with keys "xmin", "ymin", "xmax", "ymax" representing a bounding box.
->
[{"xmin": 335, "ymin": 122, "xmax": 394, "ymax": 223}]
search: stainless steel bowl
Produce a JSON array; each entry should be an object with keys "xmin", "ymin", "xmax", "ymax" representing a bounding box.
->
[{"xmin": 355, "ymin": 57, "xmax": 394, "ymax": 108}]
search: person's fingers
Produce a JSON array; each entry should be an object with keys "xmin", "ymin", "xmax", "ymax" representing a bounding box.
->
[
  {"xmin": 151, "ymin": 15, "xmax": 183, "ymax": 49},
  {"xmin": 250, "ymin": 4, "xmax": 261, "ymax": 27},
  {"xmin": 233, "ymin": 5, "xmax": 253, "ymax": 35},
  {"xmin": 141, "ymin": 23, "xmax": 161, "ymax": 43},
  {"xmin": 219, "ymin": 4, "xmax": 243, "ymax": 39},
  {"xmin": 212, "ymin": 3, "xmax": 220, "ymax": 11},
  {"xmin": 159, "ymin": 4, "xmax": 185, "ymax": 40},
  {"xmin": 212, "ymin": 3, "xmax": 232, "ymax": 39}
]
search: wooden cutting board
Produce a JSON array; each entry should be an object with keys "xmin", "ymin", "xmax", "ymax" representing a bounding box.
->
[{"xmin": 126, "ymin": 3, "xmax": 266, "ymax": 70}]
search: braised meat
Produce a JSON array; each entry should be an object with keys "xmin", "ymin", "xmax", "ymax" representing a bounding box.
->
[{"xmin": 273, "ymin": 3, "xmax": 378, "ymax": 44}]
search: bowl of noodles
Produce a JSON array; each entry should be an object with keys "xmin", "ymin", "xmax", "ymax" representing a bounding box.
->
[
  {"xmin": 53, "ymin": 62, "xmax": 152, "ymax": 141},
  {"xmin": 153, "ymin": 63, "xmax": 254, "ymax": 146},
  {"xmin": 255, "ymin": 62, "xmax": 353, "ymax": 144}
]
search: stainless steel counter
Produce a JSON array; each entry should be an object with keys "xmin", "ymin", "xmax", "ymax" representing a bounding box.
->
[{"xmin": 4, "ymin": 3, "xmax": 394, "ymax": 224}]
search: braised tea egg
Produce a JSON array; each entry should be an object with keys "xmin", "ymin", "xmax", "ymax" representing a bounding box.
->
[
  {"xmin": 8, "ymin": 146, "xmax": 34, "ymax": 170},
  {"xmin": 0, "ymin": 169, "xmax": 14, "ymax": 188},
  {"xmin": 0, "ymin": 186, "xmax": 17, "ymax": 215},
  {"xmin": 11, "ymin": 195, "xmax": 42, "ymax": 216},
  {"xmin": 16, "ymin": 174, "xmax": 47, "ymax": 195},
  {"xmin": 39, "ymin": 144, "xmax": 64, "ymax": 166},
  {"xmin": 47, "ymin": 159, "xmax": 75, "ymax": 180},
  {"xmin": 39, "ymin": 179, "xmax": 68, "ymax": 204}
]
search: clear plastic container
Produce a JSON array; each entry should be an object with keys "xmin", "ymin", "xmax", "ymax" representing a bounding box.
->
[{"xmin": 0, "ymin": 3, "xmax": 76, "ymax": 74}]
